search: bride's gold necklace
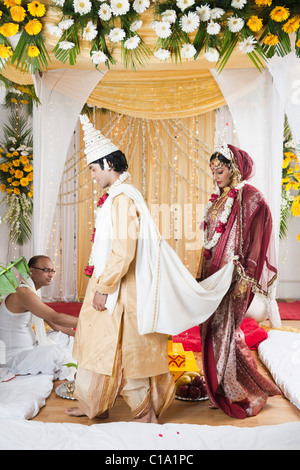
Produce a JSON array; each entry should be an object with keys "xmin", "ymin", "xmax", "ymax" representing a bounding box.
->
[{"xmin": 211, "ymin": 186, "xmax": 230, "ymax": 220}]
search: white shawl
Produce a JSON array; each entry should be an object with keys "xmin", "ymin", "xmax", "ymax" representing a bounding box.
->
[{"xmin": 92, "ymin": 184, "xmax": 237, "ymax": 336}]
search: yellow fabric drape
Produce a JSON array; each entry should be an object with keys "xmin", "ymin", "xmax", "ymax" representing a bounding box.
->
[
  {"xmin": 87, "ymin": 70, "xmax": 226, "ymax": 119},
  {"xmin": 77, "ymin": 111, "xmax": 215, "ymax": 300}
]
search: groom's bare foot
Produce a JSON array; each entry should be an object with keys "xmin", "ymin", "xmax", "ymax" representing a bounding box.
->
[
  {"xmin": 65, "ymin": 407, "xmax": 86, "ymax": 417},
  {"xmin": 65, "ymin": 408, "xmax": 109, "ymax": 419},
  {"xmin": 133, "ymin": 407, "xmax": 157, "ymax": 423}
]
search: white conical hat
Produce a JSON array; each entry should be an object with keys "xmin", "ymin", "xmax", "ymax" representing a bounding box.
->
[{"xmin": 80, "ymin": 114, "xmax": 118, "ymax": 165}]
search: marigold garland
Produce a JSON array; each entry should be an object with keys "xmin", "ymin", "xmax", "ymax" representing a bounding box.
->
[{"xmin": 0, "ymin": 0, "xmax": 299, "ymax": 72}]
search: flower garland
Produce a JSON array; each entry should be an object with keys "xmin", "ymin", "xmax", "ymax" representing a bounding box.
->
[
  {"xmin": 84, "ymin": 171, "xmax": 130, "ymax": 277},
  {"xmin": 202, "ymin": 181, "xmax": 245, "ymax": 258},
  {"xmin": 280, "ymin": 117, "xmax": 300, "ymax": 242},
  {"xmin": 0, "ymin": 0, "xmax": 49, "ymax": 73},
  {"xmin": 1, "ymin": 1, "xmax": 299, "ymax": 73}
]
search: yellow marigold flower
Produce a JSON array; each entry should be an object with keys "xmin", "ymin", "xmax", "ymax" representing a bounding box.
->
[
  {"xmin": 263, "ymin": 33, "xmax": 279, "ymax": 46},
  {"xmin": 20, "ymin": 99, "xmax": 29, "ymax": 104},
  {"xmin": 0, "ymin": 44, "xmax": 13, "ymax": 59},
  {"xmin": 6, "ymin": 188, "xmax": 13, "ymax": 194},
  {"xmin": 270, "ymin": 6, "xmax": 290, "ymax": 22},
  {"xmin": 1, "ymin": 163, "xmax": 9, "ymax": 172},
  {"xmin": 27, "ymin": 171, "xmax": 33, "ymax": 181},
  {"xmin": 6, "ymin": 152, "xmax": 12, "ymax": 158},
  {"xmin": 4, "ymin": 0, "xmax": 22, "ymax": 7},
  {"xmin": 9, "ymin": 168, "xmax": 15, "ymax": 174},
  {"xmin": 295, "ymin": 164, "xmax": 300, "ymax": 172},
  {"xmin": 25, "ymin": 18, "xmax": 42, "ymax": 35},
  {"xmin": 247, "ymin": 16, "xmax": 263, "ymax": 32},
  {"xmin": 12, "ymin": 180, "xmax": 20, "ymax": 186},
  {"xmin": 27, "ymin": 1, "xmax": 46, "ymax": 17},
  {"xmin": 0, "ymin": 12, "xmax": 2, "ymax": 20},
  {"xmin": 284, "ymin": 151, "xmax": 296, "ymax": 158},
  {"xmin": 282, "ymin": 157, "xmax": 291, "ymax": 168},
  {"xmin": 291, "ymin": 200, "xmax": 300, "ymax": 217},
  {"xmin": 19, "ymin": 156, "xmax": 29, "ymax": 164},
  {"xmin": 0, "ymin": 148, "xmax": 3, "ymax": 153},
  {"xmin": 297, "ymin": 39, "xmax": 300, "ymax": 48},
  {"xmin": 15, "ymin": 169, "xmax": 24, "ymax": 179},
  {"xmin": 291, "ymin": 181, "xmax": 300, "ymax": 190},
  {"xmin": 12, "ymin": 159, "xmax": 20, "ymax": 167},
  {"xmin": 287, "ymin": 167, "xmax": 293, "ymax": 175},
  {"xmin": 28, "ymin": 45, "xmax": 40, "ymax": 57},
  {"xmin": 20, "ymin": 177, "xmax": 29, "ymax": 187},
  {"xmin": 14, "ymin": 187, "xmax": 20, "ymax": 195},
  {"xmin": 255, "ymin": 0, "xmax": 272, "ymax": 5},
  {"xmin": 12, "ymin": 151, "xmax": 19, "ymax": 156},
  {"xmin": 7, "ymin": 177, "xmax": 12, "ymax": 183},
  {"xmin": 0, "ymin": 184, "xmax": 6, "ymax": 193},
  {"xmin": 11, "ymin": 97, "xmax": 18, "ymax": 103},
  {"xmin": 10, "ymin": 5, "xmax": 26, "ymax": 22},
  {"xmin": 282, "ymin": 17, "xmax": 300, "ymax": 34},
  {"xmin": 297, "ymin": 233, "xmax": 300, "ymax": 242},
  {"xmin": 0, "ymin": 22, "xmax": 19, "ymax": 37},
  {"xmin": 28, "ymin": 191, "xmax": 33, "ymax": 197},
  {"xmin": 282, "ymin": 176, "xmax": 290, "ymax": 184},
  {"xmin": 24, "ymin": 164, "xmax": 33, "ymax": 172}
]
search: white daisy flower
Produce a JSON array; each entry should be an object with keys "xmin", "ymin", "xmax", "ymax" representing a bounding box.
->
[
  {"xmin": 231, "ymin": 0, "xmax": 247, "ymax": 9},
  {"xmin": 204, "ymin": 47, "xmax": 219, "ymax": 62},
  {"xmin": 48, "ymin": 25, "xmax": 63, "ymax": 37},
  {"xmin": 181, "ymin": 43, "xmax": 196, "ymax": 59},
  {"xmin": 108, "ymin": 27, "xmax": 126, "ymax": 42},
  {"xmin": 196, "ymin": 4, "xmax": 211, "ymax": 21},
  {"xmin": 110, "ymin": 0, "xmax": 130, "ymax": 16},
  {"xmin": 91, "ymin": 50, "xmax": 108, "ymax": 64},
  {"xmin": 124, "ymin": 36, "xmax": 140, "ymax": 49},
  {"xmin": 152, "ymin": 21, "xmax": 172, "ymax": 39},
  {"xmin": 58, "ymin": 19, "xmax": 74, "ymax": 30},
  {"xmin": 53, "ymin": 0, "xmax": 65, "ymax": 6},
  {"xmin": 161, "ymin": 9, "xmax": 177, "ymax": 24},
  {"xmin": 83, "ymin": 21, "xmax": 98, "ymax": 41},
  {"xmin": 238, "ymin": 35, "xmax": 256, "ymax": 54},
  {"xmin": 73, "ymin": 0, "xmax": 92, "ymax": 15},
  {"xmin": 176, "ymin": 0, "xmax": 195, "ymax": 12},
  {"xmin": 98, "ymin": 3, "xmax": 112, "ymax": 20},
  {"xmin": 130, "ymin": 20, "xmax": 143, "ymax": 32},
  {"xmin": 180, "ymin": 12, "xmax": 200, "ymax": 34},
  {"xmin": 227, "ymin": 16, "xmax": 244, "ymax": 32},
  {"xmin": 154, "ymin": 48, "xmax": 171, "ymax": 61},
  {"xmin": 58, "ymin": 41, "xmax": 75, "ymax": 50},
  {"xmin": 210, "ymin": 8, "xmax": 224, "ymax": 20},
  {"xmin": 132, "ymin": 0, "xmax": 150, "ymax": 14},
  {"xmin": 206, "ymin": 21, "xmax": 221, "ymax": 35}
]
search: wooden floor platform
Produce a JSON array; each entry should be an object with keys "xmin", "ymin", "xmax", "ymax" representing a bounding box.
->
[{"xmin": 32, "ymin": 320, "xmax": 300, "ymax": 429}]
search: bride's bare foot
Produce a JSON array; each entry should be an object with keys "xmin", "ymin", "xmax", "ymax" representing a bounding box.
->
[
  {"xmin": 133, "ymin": 407, "xmax": 157, "ymax": 423},
  {"xmin": 65, "ymin": 408, "xmax": 109, "ymax": 419}
]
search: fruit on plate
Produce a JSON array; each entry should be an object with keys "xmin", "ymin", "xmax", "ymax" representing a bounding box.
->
[{"xmin": 176, "ymin": 371, "xmax": 208, "ymax": 400}]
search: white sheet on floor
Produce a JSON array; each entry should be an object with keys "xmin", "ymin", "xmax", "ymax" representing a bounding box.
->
[
  {"xmin": 258, "ymin": 330, "xmax": 300, "ymax": 411},
  {"xmin": 0, "ymin": 374, "xmax": 54, "ymax": 419},
  {"xmin": 0, "ymin": 419, "xmax": 299, "ymax": 450}
]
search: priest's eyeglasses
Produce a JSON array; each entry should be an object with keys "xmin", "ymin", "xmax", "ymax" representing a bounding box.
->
[{"xmin": 32, "ymin": 266, "xmax": 56, "ymax": 275}]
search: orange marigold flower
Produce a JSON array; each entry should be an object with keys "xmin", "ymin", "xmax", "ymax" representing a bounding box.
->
[{"xmin": 10, "ymin": 5, "xmax": 26, "ymax": 22}]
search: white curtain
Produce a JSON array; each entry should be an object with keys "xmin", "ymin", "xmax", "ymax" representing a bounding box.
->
[
  {"xmin": 267, "ymin": 52, "xmax": 300, "ymax": 145},
  {"xmin": 32, "ymin": 69, "xmax": 105, "ymax": 257},
  {"xmin": 211, "ymin": 68, "xmax": 285, "ymax": 255}
]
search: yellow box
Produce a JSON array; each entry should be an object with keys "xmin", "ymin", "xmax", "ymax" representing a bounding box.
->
[{"xmin": 168, "ymin": 341, "xmax": 199, "ymax": 383}]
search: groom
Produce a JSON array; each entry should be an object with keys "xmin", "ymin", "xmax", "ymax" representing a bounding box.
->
[{"xmin": 67, "ymin": 115, "xmax": 176, "ymax": 422}]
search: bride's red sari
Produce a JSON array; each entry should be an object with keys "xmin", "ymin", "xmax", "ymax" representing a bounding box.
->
[{"xmin": 199, "ymin": 145, "xmax": 281, "ymax": 418}]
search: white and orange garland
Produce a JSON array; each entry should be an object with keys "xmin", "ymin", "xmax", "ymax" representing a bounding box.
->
[{"xmin": 203, "ymin": 181, "xmax": 245, "ymax": 257}]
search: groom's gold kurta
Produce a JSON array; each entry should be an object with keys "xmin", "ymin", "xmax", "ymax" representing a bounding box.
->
[{"xmin": 73, "ymin": 193, "xmax": 170, "ymax": 379}]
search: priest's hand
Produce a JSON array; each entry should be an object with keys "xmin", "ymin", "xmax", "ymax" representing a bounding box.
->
[{"xmin": 93, "ymin": 291, "xmax": 107, "ymax": 311}]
